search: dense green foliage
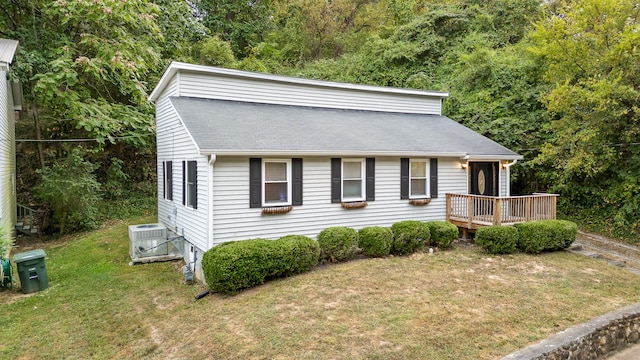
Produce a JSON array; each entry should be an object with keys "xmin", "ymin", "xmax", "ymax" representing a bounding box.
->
[
  {"xmin": 515, "ymin": 220, "xmax": 578, "ymax": 254},
  {"xmin": 425, "ymin": 221, "xmax": 458, "ymax": 248},
  {"xmin": 35, "ymin": 148, "xmax": 102, "ymax": 234},
  {"xmin": 202, "ymin": 236, "xmax": 320, "ymax": 294},
  {"xmin": 317, "ymin": 227, "xmax": 359, "ymax": 263},
  {"xmin": 2, "ymin": 0, "xmax": 638, "ymax": 240},
  {"xmin": 358, "ymin": 226, "xmax": 393, "ymax": 257},
  {"xmin": 475, "ymin": 226, "xmax": 519, "ymax": 255},
  {"xmin": 390, "ymin": 220, "xmax": 430, "ymax": 255},
  {"xmin": 530, "ymin": 0, "xmax": 640, "ymax": 238}
]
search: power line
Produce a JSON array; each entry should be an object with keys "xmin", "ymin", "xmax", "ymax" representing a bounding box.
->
[
  {"xmin": 518, "ymin": 142, "xmax": 640, "ymax": 152},
  {"xmin": 14, "ymin": 133, "xmax": 154, "ymax": 143}
]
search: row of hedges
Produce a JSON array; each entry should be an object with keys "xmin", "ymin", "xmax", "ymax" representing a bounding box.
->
[
  {"xmin": 319, "ymin": 220, "xmax": 459, "ymax": 262},
  {"xmin": 475, "ymin": 220, "xmax": 578, "ymax": 255},
  {"xmin": 203, "ymin": 220, "xmax": 460, "ymax": 294},
  {"xmin": 202, "ymin": 235, "xmax": 320, "ymax": 294}
]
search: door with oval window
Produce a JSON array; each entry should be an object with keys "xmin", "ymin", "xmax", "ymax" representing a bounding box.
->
[
  {"xmin": 469, "ymin": 162, "xmax": 498, "ymax": 217},
  {"xmin": 469, "ymin": 162, "xmax": 498, "ymax": 196}
]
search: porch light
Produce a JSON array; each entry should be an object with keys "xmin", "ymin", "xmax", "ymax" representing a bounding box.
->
[{"xmin": 461, "ymin": 155, "xmax": 470, "ymax": 170}]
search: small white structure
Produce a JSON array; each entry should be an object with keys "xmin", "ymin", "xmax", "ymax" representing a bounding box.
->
[
  {"xmin": 149, "ymin": 62, "xmax": 522, "ymax": 279},
  {"xmin": 0, "ymin": 39, "xmax": 18, "ymax": 237}
]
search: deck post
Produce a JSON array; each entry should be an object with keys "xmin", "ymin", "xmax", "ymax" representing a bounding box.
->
[
  {"xmin": 525, "ymin": 197, "xmax": 531, "ymax": 221},
  {"xmin": 446, "ymin": 194, "xmax": 451, "ymax": 222},
  {"xmin": 467, "ymin": 196, "xmax": 473, "ymax": 230},
  {"xmin": 493, "ymin": 198, "xmax": 502, "ymax": 226}
]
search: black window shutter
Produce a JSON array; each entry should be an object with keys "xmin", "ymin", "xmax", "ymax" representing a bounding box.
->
[
  {"xmin": 162, "ymin": 162, "xmax": 166, "ymax": 199},
  {"xmin": 167, "ymin": 161, "xmax": 173, "ymax": 201},
  {"xmin": 182, "ymin": 161, "xmax": 186, "ymax": 206},
  {"xmin": 430, "ymin": 158, "xmax": 438, "ymax": 198},
  {"xmin": 191, "ymin": 161, "xmax": 198, "ymax": 209},
  {"xmin": 366, "ymin": 158, "xmax": 375, "ymax": 201},
  {"xmin": 400, "ymin": 158, "xmax": 409, "ymax": 199},
  {"xmin": 292, "ymin": 158, "xmax": 303, "ymax": 206},
  {"xmin": 249, "ymin": 158, "xmax": 262, "ymax": 208},
  {"xmin": 331, "ymin": 158, "xmax": 341, "ymax": 203}
]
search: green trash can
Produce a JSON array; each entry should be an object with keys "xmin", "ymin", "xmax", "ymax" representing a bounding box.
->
[{"xmin": 14, "ymin": 249, "xmax": 48, "ymax": 294}]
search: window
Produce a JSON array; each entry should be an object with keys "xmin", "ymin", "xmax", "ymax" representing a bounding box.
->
[
  {"xmin": 331, "ymin": 158, "xmax": 375, "ymax": 203},
  {"xmin": 183, "ymin": 160, "xmax": 197, "ymax": 209},
  {"xmin": 163, "ymin": 161, "xmax": 173, "ymax": 201},
  {"xmin": 263, "ymin": 160, "xmax": 291, "ymax": 206},
  {"xmin": 250, "ymin": 158, "xmax": 303, "ymax": 208},
  {"xmin": 410, "ymin": 159, "xmax": 429, "ymax": 198},
  {"xmin": 342, "ymin": 159, "xmax": 365, "ymax": 201},
  {"xmin": 401, "ymin": 158, "xmax": 438, "ymax": 200}
]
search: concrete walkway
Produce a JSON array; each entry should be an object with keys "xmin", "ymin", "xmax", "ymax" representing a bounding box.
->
[{"xmin": 607, "ymin": 342, "xmax": 640, "ymax": 360}]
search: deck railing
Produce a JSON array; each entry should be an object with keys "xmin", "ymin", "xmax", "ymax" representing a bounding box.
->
[{"xmin": 446, "ymin": 193, "xmax": 558, "ymax": 230}]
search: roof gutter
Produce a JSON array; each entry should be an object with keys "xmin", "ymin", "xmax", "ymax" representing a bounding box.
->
[
  {"xmin": 460, "ymin": 154, "xmax": 524, "ymax": 161},
  {"xmin": 198, "ymin": 149, "xmax": 521, "ymax": 159}
]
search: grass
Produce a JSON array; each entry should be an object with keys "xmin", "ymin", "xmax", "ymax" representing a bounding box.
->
[{"xmin": 1, "ymin": 217, "xmax": 639, "ymax": 359}]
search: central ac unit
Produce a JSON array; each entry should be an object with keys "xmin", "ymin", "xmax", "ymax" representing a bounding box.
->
[{"xmin": 129, "ymin": 223, "xmax": 167, "ymax": 259}]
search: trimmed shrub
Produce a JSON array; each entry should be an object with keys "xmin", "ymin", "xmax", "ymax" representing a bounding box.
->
[
  {"xmin": 317, "ymin": 227, "xmax": 358, "ymax": 263},
  {"xmin": 202, "ymin": 236, "xmax": 320, "ymax": 295},
  {"xmin": 515, "ymin": 220, "xmax": 578, "ymax": 254},
  {"xmin": 358, "ymin": 226, "xmax": 393, "ymax": 257},
  {"xmin": 426, "ymin": 221, "xmax": 458, "ymax": 248},
  {"xmin": 202, "ymin": 239, "xmax": 270, "ymax": 294},
  {"xmin": 390, "ymin": 220, "xmax": 431, "ymax": 255},
  {"xmin": 475, "ymin": 226, "xmax": 519, "ymax": 255},
  {"xmin": 276, "ymin": 235, "xmax": 321, "ymax": 276}
]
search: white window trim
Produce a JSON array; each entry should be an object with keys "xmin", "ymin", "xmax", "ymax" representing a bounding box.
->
[
  {"xmin": 262, "ymin": 159, "xmax": 292, "ymax": 207},
  {"xmin": 163, "ymin": 160, "xmax": 172, "ymax": 201},
  {"xmin": 186, "ymin": 160, "xmax": 197, "ymax": 209},
  {"xmin": 409, "ymin": 159, "xmax": 430, "ymax": 199},
  {"xmin": 341, "ymin": 158, "xmax": 366, "ymax": 202}
]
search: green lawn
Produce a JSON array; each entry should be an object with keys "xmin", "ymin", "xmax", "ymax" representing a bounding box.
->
[{"xmin": 1, "ymin": 217, "xmax": 639, "ymax": 359}]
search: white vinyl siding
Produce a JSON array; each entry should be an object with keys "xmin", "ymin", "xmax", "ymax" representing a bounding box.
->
[
  {"xmin": 178, "ymin": 72, "xmax": 443, "ymax": 115},
  {"xmin": 0, "ymin": 71, "xmax": 16, "ymax": 235},
  {"xmin": 155, "ymin": 76, "xmax": 209, "ymax": 252},
  {"xmin": 211, "ymin": 156, "xmax": 466, "ymax": 244}
]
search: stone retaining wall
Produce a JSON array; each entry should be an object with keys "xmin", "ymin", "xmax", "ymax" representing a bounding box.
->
[{"xmin": 502, "ymin": 303, "xmax": 640, "ymax": 360}]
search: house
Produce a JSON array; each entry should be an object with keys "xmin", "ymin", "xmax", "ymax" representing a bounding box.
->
[
  {"xmin": 0, "ymin": 39, "xmax": 18, "ymax": 239},
  {"xmin": 149, "ymin": 61, "xmax": 523, "ymax": 279}
]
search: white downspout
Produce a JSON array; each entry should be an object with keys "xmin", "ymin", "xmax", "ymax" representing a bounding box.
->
[
  {"xmin": 502, "ymin": 159, "xmax": 518, "ymax": 197},
  {"xmin": 208, "ymin": 154, "xmax": 217, "ymax": 252}
]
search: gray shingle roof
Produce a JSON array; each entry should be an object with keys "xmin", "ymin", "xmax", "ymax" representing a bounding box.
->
[{"xmin": 170, "ymin": 97, "xmax": 521, "ymax": 159}]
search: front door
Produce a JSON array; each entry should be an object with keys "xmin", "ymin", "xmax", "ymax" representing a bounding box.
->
[{"xmin": 469, "ymin": 162, "xmax": 498, "ymax": 197}]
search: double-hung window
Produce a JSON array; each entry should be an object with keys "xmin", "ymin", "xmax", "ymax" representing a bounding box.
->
[
  {"xmin": 263, "ymin": 160, "xmax": 292, "ymax": 206},
  {"xmin": 331, "ymin": 158, "xmax": 375, "ymax": 203},
  {"xmin": 163, "ymin": 161, "xmax": 173, "ymax": 201},
  {"xmin": 409, "ymin": 159, "xmax": 429, "ymax": 198},
  {"xmin": 183, "ymin": 160, "xmax": 197, "ymax": 209},
  {"xmin": 342, "ymin": 159, "xmax": 365, "ymax": 201},
  {"xmin": 250, "ymin": 158, "xmax": 302, "ymax": 208},
  {"xmin": 401, "ymin": 158, "xmax": 438, "ymax": 200}
]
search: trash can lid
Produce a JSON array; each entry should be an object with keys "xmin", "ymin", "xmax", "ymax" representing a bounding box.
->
[{"xmin": 13, "ymin": 249, "xmax": 46, "ymax": 263}]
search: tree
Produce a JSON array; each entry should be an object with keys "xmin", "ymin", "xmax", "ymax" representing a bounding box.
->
[
  {"xmin": 196, "ymin": 0, "xmax": 273, "ymax": 57},
  {"xmin": 35, "ymin": 148, "xmax": 102, "ymax": 235},
  {"xmin": 530, "ymin": 0, "xmax": 640, "ymax": 235}
]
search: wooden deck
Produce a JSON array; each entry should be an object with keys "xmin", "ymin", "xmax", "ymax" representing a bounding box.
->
[{"xmin": 446, "ymin": 193, "xmax": 558, "ymax": 236}]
